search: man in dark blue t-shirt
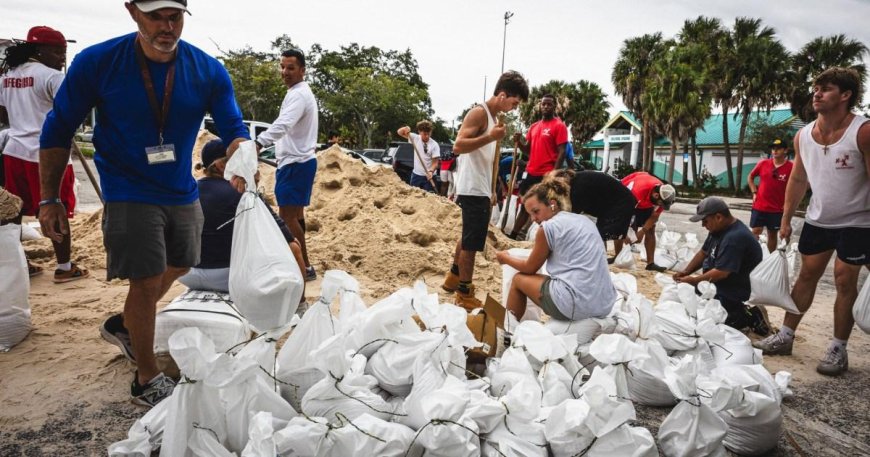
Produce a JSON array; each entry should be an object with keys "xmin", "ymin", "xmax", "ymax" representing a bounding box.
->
[{"xmin": 674, "ymin": 197, "xmax": 765, "ymax": 332}]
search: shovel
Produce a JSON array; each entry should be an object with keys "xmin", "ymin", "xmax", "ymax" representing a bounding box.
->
[{"xmin": 408, "ymin": 137, "xmax": 438, "ymax": 190}]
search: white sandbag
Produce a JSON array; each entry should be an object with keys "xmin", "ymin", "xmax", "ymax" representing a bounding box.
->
[
  {"xmin": 414, "ymin": 376, "xmax": 480, "ymax": 457},
  {"xmin": 483, "ymin": 378, "xmax": 547, "ymax": 457},
  {"xmin": 587, "ymin": 424, "xmax": 658, "ymax": 457},
  {"xmin": 786, "ymin": 242, "xmax": 799, "ymax": 280},
  {"xmin": 187, "ymin": 428, "xmax": 236, "ymax": 457},
  {"xmin": 658, "ymin": 401, "xmax": 728, "ymax": 457},
  {"xmin": 539, "ymin": 360, "xmax": 574, "ymax": 407},
  {"xmin": 274, "ymin": 416, "xmax": 330, "ymax": 456},
  {"xmin": 301, "ymin": 353, "xmax": 398, "ymax": 424},
  {"xmin": 154, "ymin": 290, "xmax": 250, "ymax": 354},
  {"xmin": 544, "ymin": 398, "xmax": 596, "ymax": 457},
  {"xmin": 464, "ymin": 389, "xmax": 505, "ymax": 434},
  {"xmin": 501, "ymin": 248, "xmax": 546, "ymax": 328},
  {"xmin": 579, "ymin": 382, "xmax": 636, "ymax": 438},
  {"xmin": 240, "ymin": 411, "xmax": 276, "ymax": 457},
  {"xmin": 513, "ymin": 320, "xmax": 569, "ymax": 365},
  {"xmin": 108, "ymin": 399, "xmax": 169, "ymax": 456},
  {"xmin": 684, "ymin": 232, "xmax": 699, "ymax": 250},
  {"xmin": 853, "ymin": 276, "xmax": 870, "ymax": 334},
  {"xmin": 713, "ymin": 365, "xmax": 785, "ymax": 456},
  {"xmin": 490, "ymin": 203, "xmax": 501, "ymax": 226},
  {"xmin": 20, "ymin": 222, "xmax": 42, "ymax": 241},
  {"xmin": 502, "ymin": 194, "xmax": 519, "ymax": 234},
  {"xmin": 613, "ymin": 244, "xmax": 636, "ymax": 270},
  {"xmin": 326, "ymin": 413, "xmax": 420, "ymax": 457},
  {"xmin": 366, "ymin": 331, "xmax": 444, "ymax": 397},
  {"xmin": 652, "ymin": 302, "xmax": 700, "ymax": 351},
  {"xmin": 659, "ymin": 230, "xmax": 682, "ymax": 252},
  {"xmin": 397, "ymin": 354, "xmax": 449, "ymax": 430},
  {"xmin": 226, "ymin": 140, "xmax": 303, "ymax": 332},
  {"xmin": 342, "ymin": 289, "xmax": 420, "ymax": 358},
  {"xmin": 626, "ymin": 339, "xmax": 676, "ymax": 407},
  {"xmin": 543, "ymin": 318, "xmax": 602, "ymax": 345},
  {"xmin": 488, "ymin": 346, "xmax": 538, "ymax": 398},
  {"xmin": 747, "ymin": 247, "xmax": 800, "ymax": 314},
  {"xmin": 0, "ymin": 224, "xmax": 31, "ymax": 351},
  {"xmin": 711, "ymin": 325, "xmax": 763, "ymax": 366}
]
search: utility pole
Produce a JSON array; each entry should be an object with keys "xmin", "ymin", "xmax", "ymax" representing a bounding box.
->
[
  {"xmin": 501, "ymin": 11, "xmax": 514, "ymax": 74},
  {"xmin": 483, "ymin": 75, "xmax": 487, "ymax": 101}
]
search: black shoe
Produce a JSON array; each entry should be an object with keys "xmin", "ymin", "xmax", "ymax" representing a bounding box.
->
[
  {"xmin": 747, "ymin": 306, "xmax": 770, "ymax": 337},
  {"xmin": 607, "ymin": 257, "xmax": 615, "ymax": 265},
  {"xmin": 131, "ymin": 372, "xmax": 176, "ymax": 407},
  {"xmin": 645, "ymin": 263, "xmax": 667, "ymax": 272},
  {"xmin": 100, "ymin": 314, "xmax": 136, "ymax": 363}
]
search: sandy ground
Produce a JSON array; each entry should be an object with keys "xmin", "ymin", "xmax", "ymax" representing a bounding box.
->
[{"xmin": 1, "ymin": 143, "xmax": 868, "ymax": 456}]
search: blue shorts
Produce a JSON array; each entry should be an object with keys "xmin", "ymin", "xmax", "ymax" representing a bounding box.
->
[
  {"xmin": 410, "ymin": 173, "xmax": 436, "ymax": 193},
  {"xmin": 798, "ymin": 222, "xmax": 870, "ymax": 265},
  {"xmin": 750, "ymin": 209, "xmax": 782, "ymax": 230},
  {"xmin": 275, "ymin": 159, "xmax": 317, "ymax": 207}
]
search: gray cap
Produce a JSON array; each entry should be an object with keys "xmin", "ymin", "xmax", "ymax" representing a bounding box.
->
[{"xmin": 689, "ymin": 197, "xmax": 729, "ymax": 222}]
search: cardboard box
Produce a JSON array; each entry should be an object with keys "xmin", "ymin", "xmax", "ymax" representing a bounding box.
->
[{"xmin": 466, "ymin": 295, "xmax": 506, "ymax": 362}]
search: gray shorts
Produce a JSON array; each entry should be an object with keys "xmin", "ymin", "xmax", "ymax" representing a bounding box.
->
[
  {"xmin": 103, "ymin": 201, "xmax": 204, "ymax": 280},
  {"xmin": 539, "ymin": 277, "xmax": 569, "ymax": 320}
]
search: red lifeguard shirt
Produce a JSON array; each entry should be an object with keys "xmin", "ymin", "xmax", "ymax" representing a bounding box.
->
[
  {"xmin": 525, "ymin": 117, "xmax": 569, "ymax": 176},
  {"xmin": 622, "ymin": 171, "xmax": 664, "ymax": 214},
  {"xmin": 749, "ymin": 159, "xmax": 793, "ymax": 213}
]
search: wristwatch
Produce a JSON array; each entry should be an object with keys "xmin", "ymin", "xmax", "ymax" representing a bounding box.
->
[{"xmin": 38, "ymin": 197, "xmax": 64, "ymax": 207}]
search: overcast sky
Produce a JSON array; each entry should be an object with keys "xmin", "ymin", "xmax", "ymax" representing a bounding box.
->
[{"xmin": 5, "ymin": 0, "xmax": 869, "ymax": 124}]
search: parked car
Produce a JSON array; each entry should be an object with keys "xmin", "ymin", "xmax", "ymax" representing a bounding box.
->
[
  {"xmin": 359, "ymin": 148, "xmax": 387, "ymax": 163},
  {"xmin": 259, "ymin": 145, "xmax": 385, "ymax": 169}
]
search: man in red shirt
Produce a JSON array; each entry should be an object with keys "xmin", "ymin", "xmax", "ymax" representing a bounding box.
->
[
  {"xmin": 747, "ymin": 139, "xmax": 793, "ymax": 253},
  {"xmin": 613, "ymin": 171, "xmax": 676, "ymax": 272},
  {"xmin": 508, "ymin": 94, "xmax": 568, "ymax": 239}
]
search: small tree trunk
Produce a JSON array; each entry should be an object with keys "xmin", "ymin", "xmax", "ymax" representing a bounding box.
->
[
  {"xmin": 667, "ymin": 139, "xmax": 677, "ymax": 183},
  {"xmin": 690, "ymin": 133, "xmax": 699, "ymax": 189},
  {"xmin": 735, "ymin": 107, "xmax": 751, "ymax": 196},
  {"xmin": 682, "ymin": 139, "xmax": 689, "ymax": 187},
  {"xmin": 721, "ymin": 105, "xmax": 735, "ymax": 191},
  {"xmin": 642, "ymin": 117, "xmax": 651, "ymax": 171}
]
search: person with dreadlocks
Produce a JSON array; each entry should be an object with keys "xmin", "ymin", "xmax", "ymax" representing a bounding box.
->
[
  {"xmin": 495, "ymin": 175, "xmax": 616, "ymax": 322},
  {"xmin": 0, "ymin": 26, "xmax": 89, "ymax": 282}
]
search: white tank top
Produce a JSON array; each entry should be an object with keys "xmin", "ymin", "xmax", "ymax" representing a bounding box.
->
[
  {"xmin": 455, "ymin": 103, "xmax": 496, "ymax": 197},
  {"xmin": 799, "ymin": 114, "xmax": 870, "ymax": 228}
]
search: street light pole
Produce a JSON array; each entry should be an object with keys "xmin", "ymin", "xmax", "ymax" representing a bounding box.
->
[{"xmin": 501, "ymin": 11, "xmax": 514, "ymax": 74}]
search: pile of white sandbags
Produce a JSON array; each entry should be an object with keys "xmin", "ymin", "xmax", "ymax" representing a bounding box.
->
[
  {"xmin": 110, "ymin": 270, "xmax": 793, "ymax": 457},
  {"xmin": 639, "ymin": 225, "xmax": 699, "ymax": 272}
]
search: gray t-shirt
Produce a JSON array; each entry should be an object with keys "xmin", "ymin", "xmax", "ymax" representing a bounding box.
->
[{"xmin": 542, "ymin": 212, "xmax": 617, "ymax": 319}]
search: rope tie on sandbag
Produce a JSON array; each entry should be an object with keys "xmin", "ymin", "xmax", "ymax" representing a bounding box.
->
[
  {"xmin": 403, "ymin": 418, "xmax": 505, "ymax": 457},
  {"xmin": 177, "ymin": 375, "xmax": 197, "ymax": 385},
  {"xmin": 333, "ymin": 412, "xmax": 388, "ymax": 443},
  {"xmin": 447, "ymin": 361, "xmax": 491, "ymax": 385},
  {"xmin": 215, "ymin": 191, "xmax": 259, "ymax": 230},
  {"xmin": 352, "ymin": 338, "xmax": 399, "ymax": 358},
  {"xmin": 569, "ymin": 359, "xmax": 599, "ymax": 398},
  {"xmin": 328, "ymin": 372, "xmax": 408, "ymax": 417},
  {"xmin": 705, "ymin": 341, "xmax": 734, "ymax": 360},
  {"xmin": 191, "ymin": 422, "xmax": 220, "ymax": 442},
  {"xmin": 499, "ymin": 401, "xmax": 548, "ymax": 448},
  {"xmin": 571, "ymin": 437, "xmax": 599, "ymax": 457}
]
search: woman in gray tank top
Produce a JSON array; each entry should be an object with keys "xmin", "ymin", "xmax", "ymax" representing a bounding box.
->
[{"xmin": 496, "ymin": 178, "xmax": 617, "ymax": 322}]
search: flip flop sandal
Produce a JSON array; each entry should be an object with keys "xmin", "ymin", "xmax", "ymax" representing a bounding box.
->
[
  {"xmin": 53, "ymin": 263, "xmax": 90, "ymax": 283},
  {"xmin": 29, "ymin": 264, "xmax": 44, "ymax": 278}
]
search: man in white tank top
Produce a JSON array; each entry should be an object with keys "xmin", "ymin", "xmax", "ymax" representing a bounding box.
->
[
  {"xmin": 754, "ymin": 67, "xmax": 870, "ymax": 376},
  {"xmin": 441, "ymin": 71, "xmax": 529, "ymax": 310}
]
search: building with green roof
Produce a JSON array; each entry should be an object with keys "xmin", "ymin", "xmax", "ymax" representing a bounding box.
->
[{"xmin": 582, "ymin": 109, "xmax": 803, "ymax": 188}]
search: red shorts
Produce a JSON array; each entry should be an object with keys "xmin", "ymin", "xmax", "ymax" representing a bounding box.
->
[{"xmin": 3, "ymin": 155, "xmax": 76, "ymax": 217}]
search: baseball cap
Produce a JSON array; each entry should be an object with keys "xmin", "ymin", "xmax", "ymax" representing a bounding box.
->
[
  {"xmin": 657, "ymin": 184, "xmax": 676, "ymax": 210},
  {"xmin": 200, "ymin": 139, "xmax": 226, "ymax": 169},
  {"xmin": 770, "ymin": 139, "xmax": 786, "ymax": 149},
  {"xmin": 131, "ymin": 0, "xmax": 190, "ymax": 14},
  {"xmin": 689, "ymin": 197, "xmax": 729, "ymax": 222},
  {"xmin": 26, "ymin": 26, "xmax": 67, "ymax": 47}
]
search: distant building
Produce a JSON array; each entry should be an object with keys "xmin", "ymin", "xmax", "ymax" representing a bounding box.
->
[{"xmin": 583, "ymin": 109, "xmax": 804, "ymax": 188}]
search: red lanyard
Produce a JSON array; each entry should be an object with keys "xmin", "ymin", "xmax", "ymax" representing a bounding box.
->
[{"xmin": 134, "ymin": 39, "xmax": 176, "ymax": 146}]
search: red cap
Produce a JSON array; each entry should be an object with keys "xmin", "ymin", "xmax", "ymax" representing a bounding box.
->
[{"xmin": 26, "ymin": 26, "xmax": 67, "ymax": 47}]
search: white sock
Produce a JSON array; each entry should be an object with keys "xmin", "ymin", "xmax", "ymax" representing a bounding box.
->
[
  {"xmin": 779, "ymin": 325, "xmax": 795, "ymax": 340},
  {"xmin": 56, "ymin": 262, "xmax": 71, "ymax": 271},
  {"xmin": 829, "ymin": 338, "xmax": 847, "ymax": 352}
]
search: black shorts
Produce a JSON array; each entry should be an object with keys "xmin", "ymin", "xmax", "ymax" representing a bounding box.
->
[
  {"xmin": 630, "ymin": 207, "xmax": 655, "ymax": 230},
  {"xmin": 518, "ymin": 173, "xmax": 544, "ymax": 197},
  {"xmin": 103, "ymin": 201, "xmax": 204, "ymax": 280},
  {"xmin": 750, "ymin": 209, "xmax": 782, "ymax": 231},
  {"xmin": 798, "ymin": 222, "xmax": 870, "ymax": 265},
  {"xmin": 456, "ymin": 195, "xmax": 491, "ymax": 252},
  {"xmin": 597, "ymin": 203, "xmax": 635, "ymax": 241}
]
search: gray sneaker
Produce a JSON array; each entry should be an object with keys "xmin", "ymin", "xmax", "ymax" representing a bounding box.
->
[
  {"xmin": 131, "ymin": 372, "xmax": 176, "ymax": 407},
  {"xmin": 816, "ymin": 346, "xmax": 848, "ymax": 376},
  {"xmin": 752, "ymin": 332, "xmax": 793, "ymax": 355}
]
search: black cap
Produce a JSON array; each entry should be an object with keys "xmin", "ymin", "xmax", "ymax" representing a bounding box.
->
[
  {"xmin": 770, "ymin": 139, "xmax": 786, "ymax": 149},
  {"xmin": 200, "ymin": 139, "xmax": 226, "ymax": 169},
  {"xmin": 689, "ymin": 197, "xmax": 729, "ymax": 222}
]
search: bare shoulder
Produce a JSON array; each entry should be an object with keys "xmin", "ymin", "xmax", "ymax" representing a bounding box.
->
[
  {"xmin": 457, "ymin": 105, "xmax": 487, "ymax": 137},
  {"xmin": 857, "ymin": 119, "xmax": 870, "ymax": 155}
]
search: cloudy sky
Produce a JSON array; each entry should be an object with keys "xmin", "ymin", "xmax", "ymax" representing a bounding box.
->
[{"xmin": 5, "ymin": 0, "xmax": 869, "ymax": 124}]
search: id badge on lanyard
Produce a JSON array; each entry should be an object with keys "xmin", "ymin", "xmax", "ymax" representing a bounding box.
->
[{"xmin": 136, "ymin": 38, "xmax": 177, "ymax": 165}]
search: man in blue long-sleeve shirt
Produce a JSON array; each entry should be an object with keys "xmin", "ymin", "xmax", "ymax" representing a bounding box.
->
[{"xmin": 38, "ymin": 0, "xmax": 249, "ymax": 407}]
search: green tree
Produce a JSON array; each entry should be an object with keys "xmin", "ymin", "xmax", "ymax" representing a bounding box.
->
[
  {"xmin": 612, "ymin": 33, "xmax": 664, "ymax": 171},
  {"xmin": 789, "ymin": 35, "xmax": 868, "ymax": 122},
  {"xmin": 731, "ymin": 18, "xmax": 790, "ymax": 193},
  {"xmin": 217, "ymin": 44, "xmax": 288, "ymax": 122},
  {"xmin": 746, "ymin": 118, "xmax": 797, "ymax": 153}
]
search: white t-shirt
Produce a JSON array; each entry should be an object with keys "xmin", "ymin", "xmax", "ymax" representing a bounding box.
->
[
  {"xmin": 408, "ymin": 132, "xmax": 439, "ymax": 176},
  {"xmin": 0, "ymin": 61, "xmax": 64, "ymax": 163},
  {"xmin": 455, "ymin": 103, "xmax": 496, "ymax": 197},
  {"xmin": 257, "ymin": 81, "xmax": 319, "ymax": 169}
]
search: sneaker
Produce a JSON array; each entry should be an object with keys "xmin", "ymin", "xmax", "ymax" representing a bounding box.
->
[
  {"xmin": 747, "ymin": 306, "xmax": 770, "ymax": 337},
  {"xmin": 645, "ymin": 263, "xmax": 667, "ymax": 272},
  {"xmin": 816, "ymin": 346, "xmax": 848, "ymax": 376},
  {"xmin": 28, "ymin": 263, "xmax": 44, "ymax": 278},
  {"xmin": 304, "ymin": 266, "xmax": 317, "ymax": 282},
  {"xmin": 54, "ymin": 262, "xmax": 89, "ymax": 283},
  {"xmin": 131, "ymin": 372, "xmax": 176, "ymax": 407},
  {"xmin": 442, "ymin": 270, "xmax": 460, "ymax": 293},
  {"xmin": 100, "ymin": 314, "xmax": 136, "ymax": 363},
  {"xmin": 454, "ymin": 288, "xmax": 483, "ymax": 312},
  {"xmin": 752, "ymin": 332, "xmax": 793, "ymax": 355}
]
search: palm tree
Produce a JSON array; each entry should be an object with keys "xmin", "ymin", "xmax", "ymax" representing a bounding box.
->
[
  {"xmin": 613, "ymin": 33, "xmax": 664, "ymax": 171},
  {"xmin": 790, "ymin": 35, "xmax": 868, "ymax": 122},
  {"xmin": 731, "ymin": 18, "xmax": 790, "ymax": 193}
]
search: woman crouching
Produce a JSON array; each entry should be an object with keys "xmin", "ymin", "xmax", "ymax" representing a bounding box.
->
[{"xmin": 496, "ymin": 176, "xmax": 616, "ymax": 322}]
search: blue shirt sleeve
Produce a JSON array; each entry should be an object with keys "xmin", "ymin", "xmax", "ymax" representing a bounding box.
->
[
  {"xmin": 208, "ymin": 63, "xmax": 249, "ymax": 144},
  {"xmin": 41, "ymin": 51, "xmax": 98, "ymax": 149}
]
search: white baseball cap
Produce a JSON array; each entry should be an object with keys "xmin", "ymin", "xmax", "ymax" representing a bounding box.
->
[{"xmin": 131, "ymin": 0, "xmax": 189, "ymax": 14}]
